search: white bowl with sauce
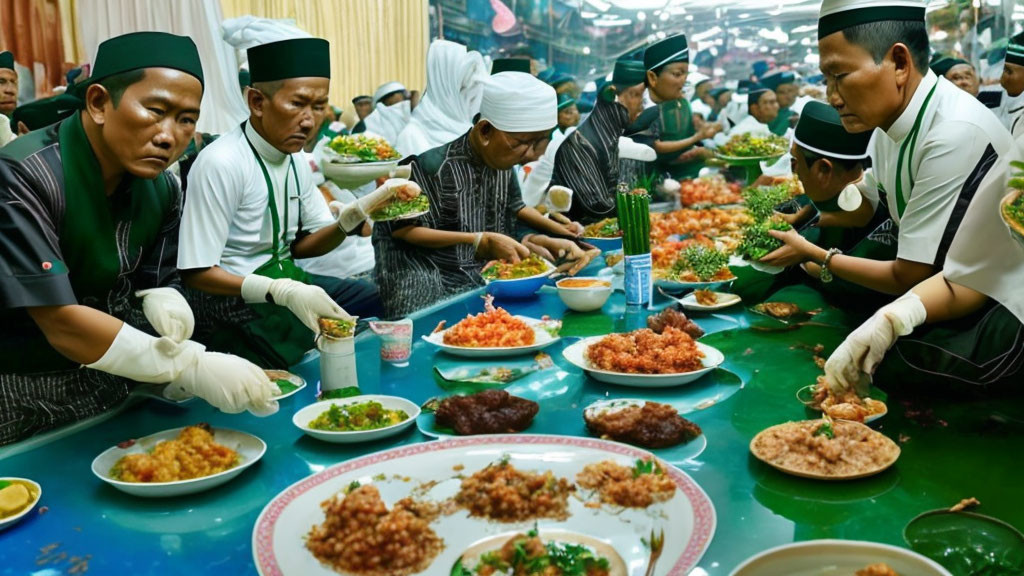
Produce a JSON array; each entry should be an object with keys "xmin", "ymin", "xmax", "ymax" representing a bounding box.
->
[{"xmin": 556, "ymin": 277, "xmax": 613, "ymax": 312}]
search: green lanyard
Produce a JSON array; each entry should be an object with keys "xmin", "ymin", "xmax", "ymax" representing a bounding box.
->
[
  {"xmin": 893, "ymin": 81, "xmax": 938, "ymax": 220},
  {"xmin": 243, "ymin": 123, "xmax": 299, "ymax": 262}
]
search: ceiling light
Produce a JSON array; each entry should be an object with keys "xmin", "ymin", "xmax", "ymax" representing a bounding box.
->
[
  {"xmin": 594, "ymin": 17, "xmax": 632, "ymax": 27},
  {"xmin": 580, "ymin": 11, "xmax": 598, "ymax": 18},
  {"xmin": 660, "ymin": 12, "xmax": 670, "ymax": 21},
  {"xmin": 637, "ymin": 11, "xmax": 646, "ymax": 21},
  {"xmin": 583, "ymin": 46, "xmax": 591, "ymax": 55}
]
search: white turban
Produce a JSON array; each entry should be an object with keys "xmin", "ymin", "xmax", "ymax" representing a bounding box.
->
[
  {"xmin": 374, "ymin": 81, "xmax": 407, "ymax": 106},
  {"xmin": 480, "ymin": 72, "xmax": 557, "ymax": 133}
]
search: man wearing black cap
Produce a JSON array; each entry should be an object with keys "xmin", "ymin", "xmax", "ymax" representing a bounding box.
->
[
  {"xmin": 628, "ymin": 33, "xmax": 721, "ymax": 180},
  {"xmin": 0, "ymin": 32, "xmax": 280, "ymax": 445},
  {"xmin": 759, "ymin": 101, "xmax": 894, "ymax": 308},
  {"xmin": 760, "ymin": 69, "xmax": 800, "ymax": 135},
  {"xmin": 1000, "ymin": 32, "xmax": 1024, "ymax": 144},
  {"xmin": 0, "ymin": 51, "xmax": 18, "ymax": 117},
  {"xmin": 549, "ymin": 58, "xmax": 650, "ymax": 223},
  {"xmin": 816, "ymin": 0, "xmax": 1024, "ymax": 392},
  {"xmin": 930, "ymin": 57, "xmax": 979, "ymax": 98},
  {"xmin": 179, "ymin": 37, "xmax": 392, "ymax": 368}
]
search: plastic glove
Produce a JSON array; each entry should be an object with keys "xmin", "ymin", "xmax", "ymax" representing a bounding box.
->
[
  {"xmin": 240, "ymin": 275, "xmax": 351, "ymax": 333},
  {"xmin": 165, "ymin": 348, "xmax": 279, "ymax": 416},
  {"xmin": 334, "ymin": 178, "xmax": 422, "ymax": 231},
  {"xmin": 86, "ymin": 323, "xmax": 279, "ymax": 415},
  {"xmin": 545, "ymin": 185, "xmax": 574, "ymax": 213},
  {"xmin": 823, "ymin": 291, "xmax": 927, "ymax": 394},
  {"xmin": 618, "ymin": 137, "xmax": 656, "ymax": 162},
  {"xmin": 136, "ymin": 287, "xmax": 194, "ymax": 343}
]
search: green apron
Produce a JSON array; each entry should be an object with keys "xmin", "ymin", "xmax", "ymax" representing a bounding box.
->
[
  {"xmin": 205, "ymin": 125, "xmax": 314, "ymax": 368},
  {"xmin": 655, "ymin": 98, "xmax": 703, "ymax": 180},
  {"xmin": 768, "ymin": 107, "xmax": 792, "ymax": 137}
]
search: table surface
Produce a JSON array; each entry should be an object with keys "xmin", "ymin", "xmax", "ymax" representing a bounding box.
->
[{"xmin": 2, "ymin": 273, "xmax": 1022, "ymax": 576}]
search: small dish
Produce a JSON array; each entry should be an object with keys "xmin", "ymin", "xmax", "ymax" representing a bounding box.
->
[
  {"xmin": 904, "ymin": 509, "xmax": 1024, "ymax": 576},
  {"xmin": 678, "ymin": 291, "xmax": 742, "ymax": 312},
  {"xmin": 730, "ymin": 539, "xmax": 953, "ymax": 576},
  {"xmin": 484, "ymin": 260, "xmax": 556, "ymax": 299},
  {"xmin": 556, "ymin": 277, "xmax": 613, "ymax": 312},
  {"xmin": 0, "ymin": 478, "xmax": 42, "ymax": 531},
  {"xmin": 91, "ymin": 427, "xmax": 266, "ymax": 498},
  {"xmin": 292, "ymin": 395, "xmax": 419, "ymax": 444},
  {"xmin": 264, "ymin": 370, "xmax": 307, "ymax": 400},
  {"xmin": 795, "ymin": 385, "xmax": 887, "ymax": 424},
  {"xmin": 582, "ymin": 236, "xmax": 623, "ymax": 252}
]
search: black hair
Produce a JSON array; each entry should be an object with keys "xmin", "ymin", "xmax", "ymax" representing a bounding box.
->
[
  {"xmin": 841, "ymin": 20, "xmax": 930, "ymax": 74},
  {"xmin": 800, "ymin": 146, "xmax": 864, "ymax": 172},
  {"xmin": 97, "ymin": 69, "xmax": 146, "ymax": 108}
]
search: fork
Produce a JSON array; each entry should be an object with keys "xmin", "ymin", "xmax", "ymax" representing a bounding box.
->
[{"xmin": 645, "ymin": 528, "xmax": 665, "ymax": 576}]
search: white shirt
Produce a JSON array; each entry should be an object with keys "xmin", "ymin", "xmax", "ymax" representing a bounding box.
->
[
  {"xmin": 867, "ymin": 71, "xmax": 1013, "ymax": 266},
  {"xmin": 713, "ymin": 114, "xmax": 773, "ymax": 147},
  {"xmin": 690, "ymin": 98, "xmax": 713, "ymax": 120},
  {"xmin": 178, "ymin": 121, "xmax": 335, "ymax": 276}
]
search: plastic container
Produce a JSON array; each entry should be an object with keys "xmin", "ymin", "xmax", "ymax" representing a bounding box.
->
[
  {"xmin": 317, "ymin": 334, "xmax": 358, "ymax": 392},
  {"xmin": 369, "ymin": 319, "xmax": 413, "ymax": 367}
]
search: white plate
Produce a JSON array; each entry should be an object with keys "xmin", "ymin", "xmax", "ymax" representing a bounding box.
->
[
  {"xmin": 0, "ymin": 478, "xmax": 41, "ymax": 531},
  {"xmin": 252, "ymin": 434, "xmax": 716, "ymax": 576},
  {"xmin": 422, "ymin": 316, "xmax": 560, "ymax": 357},
  {"xmin": 292, "ymin": 395, "xmax": 419, "ymax": 444},
  {"xmin": 795, "ymin": 385, "xmax": 888, "ymax": 424},
  {"xmin": 369, "ymin": 208, "xmax": 429, "ymax": 222},
  {"xmin": 655, "ymin": 277, "xmax": 735, "ymax": 293},
  {"xmin": 563, "ymin": 337, "xmax": 724, "ymax": 388},
  {"xmin": 730, "ymin": 539, "xmax": 953, "ymax": 576},
  {"xmin": 264, "ymin": 370, "xmax": 307, "ymax": 401},
  {"xmin": 91, "ymin": 427, "xmax": 266, "ymax": 498},
  {"xmin": 679, "ymin": 291, "xmax": 742, "ymax": 311}
]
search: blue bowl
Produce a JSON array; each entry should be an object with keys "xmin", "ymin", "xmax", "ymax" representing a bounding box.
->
[
  {"xmin": 485, "ymin": 269, "xmax": 554, "ymax": 299},
  {"xmin": 583, "ymin": 236, "xmax": 623, "ymax": 252}
]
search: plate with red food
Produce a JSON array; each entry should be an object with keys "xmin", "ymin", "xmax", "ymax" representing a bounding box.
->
[
  {"xmin": 562, "ymin": 326, "xmax": 724, "ymax": 388},
  {"xmin": 422, "ymin": 296, "xmax": 561, "ymax": 358}
]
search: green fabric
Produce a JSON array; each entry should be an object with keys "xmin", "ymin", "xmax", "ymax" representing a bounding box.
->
[
  {"xmin": 12, "ymin": 96, "xmax": 64, "ymax": 131},
  {"xmin": 58, "ymin": 115, "xmax": 171, "ymax": 304},
  {"xmin": 894, "ymin": 81, "xmax": 938, "ymax": 220},
  {"xmin": 248, "ymin": 38, "xmax": 331, "ymax": 82},
  {"xmin": 876, "ymin": 301, "xmax": 1023, "ymax": 391},
  {"xmin": 655, "ymin": 98, "xmax": 703, "ymax": 180},
  {"xmin": 490, "ymin": 58, "xmax": 531, "ymax": 75},
  {"xmin": 87, "ymin": 32, "xmax": 204, "ymax": 88},
  {"xmin": 612, "ymin": 59, "xmax": 645, "ymax": 86},
  {"xmin": 0, "ymin": 51, "xmax": 12, "ymax": 70},
  {"xmin": 209, "ymin": 129, "xmax": 313, "ymax": 368},
  {"xmin": 810, "ymin": 194, "xmax": 844, "ymax": 213},
  {"xmin": 768, "ymin": 107, "xmax": 792, "ymax": 136}
]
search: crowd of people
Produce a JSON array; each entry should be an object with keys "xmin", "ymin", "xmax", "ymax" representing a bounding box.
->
[{"xmin": 1, "ymin": 0, "xmax": 1022, "ymax": 446}]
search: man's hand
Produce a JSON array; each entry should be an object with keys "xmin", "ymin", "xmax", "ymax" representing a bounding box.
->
[
  {"xmin": 523, "ymin": 235, "xmax": 597, "ymax": 275},
  {"xmin": 241, "ymin": 276, "xmax": 351, "ymax": 332},
  {"xmin": 767, "ymin": 228, "xmax": 823, "ymax": 267},
  {"xmin": 334, "ymin": 178, "xmax": 423, "ymax": 231},
  {"xmin": 136, "ymin": 287, "xmax": 194, "ymax": 343},
  {"xmin": 476, "ymin": 232, "xmax": 530, "ymax": 263},
  {"xmin": 759, "ymin": 243, "xmax": 805, "ymax": 269}
]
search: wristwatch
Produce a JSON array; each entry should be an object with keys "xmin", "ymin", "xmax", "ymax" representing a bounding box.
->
[{"xmin": 820, "ymin": 248, "xmax": 842, "ymax": 283}]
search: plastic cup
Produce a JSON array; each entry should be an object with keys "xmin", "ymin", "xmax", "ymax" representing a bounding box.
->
[
  {"xmin": 317, "ymin": 335, "xmax": 358, "ymax": 392},
  {"xmin": 369, "ymin": 319, "xmax": 413, "ymax": 367}
]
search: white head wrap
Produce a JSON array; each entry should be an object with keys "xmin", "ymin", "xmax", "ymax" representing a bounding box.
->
[
  {"xmin": 479, "ymin": 72, "xmax": 557, "ymax": 133},
  {"xmin": 396, "ymin": 39, "xmax": 486, "ymax": 156},
  {"xmin": 374, "ymin": 81, "xmax": 407, "ymax": 106}
]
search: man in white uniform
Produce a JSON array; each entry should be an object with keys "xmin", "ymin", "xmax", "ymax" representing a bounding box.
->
[
  {"xmin": 179, "ymin": 38, "xmax": 396, "ymax": 368},
  {"xmin": 1000, "ymin": 32, "xmax": 1024, "ymax": 146},
  {"xmin": 714, "ymin": 86, "xmax": 778, "ymax": 144},
  {"xmin": 815, "ymin": 0, "xmax": 1024, "ymax": 391}
]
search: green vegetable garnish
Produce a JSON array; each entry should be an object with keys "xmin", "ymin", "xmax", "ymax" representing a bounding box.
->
[
  {"xmin": 719, "ymin": 133, "xmax": 789, "ymax": 158},
  {"xmin": 0, "ymin": 480, "xmax": 10, "ymax": 490},
  {"xmin": 738, "ymin": 217, "xmax": 792, "ymax": 261},
  {"xmin": 370, "ymin": 194, "xmax": 429, "ymax": 221},
  {"xmin": 327, "ymin": 134, "xmax": 400, "ymax": 162},
  {"xmin": 317, "ymin": 386, "xmax": 362, "ymax": 401},
  {"xmin": 814, "ymin": 420, "xmax": 835, "ymax": 439},
  {"xmin": 1004, "ymin": 161, "xmax": 1024, "ymax": 229},
  {"xmin": 632, "ymin": 458, "xmax": 664, "ymax": 478},
  {"xmin": 669, "ymin": 245, "xmax": 730, "ymax": 282},
  {"xmin": 308, "ymin": 401, "xmax": 409, "ymax": 432},
  {"xmin": 275, "ymin": 380, "xmax": 299, "ymax": 395}
]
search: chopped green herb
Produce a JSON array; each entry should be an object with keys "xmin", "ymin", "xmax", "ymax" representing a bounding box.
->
[
  {"xmin": 814, "ymin": 420, "xmax": 835, "ymax": 439},
  {"xmin": 370, "ymin": 194, "xmax": 429, "ymax": 221}
]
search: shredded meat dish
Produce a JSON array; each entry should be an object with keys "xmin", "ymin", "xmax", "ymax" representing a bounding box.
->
[
  {"xmin": 435, "ymin": 390, "xmax": 539, "ymax": 435},
  {"xmin": 646, "ymin": 308, "xmax": 705, "ymax": 339},
  {"xmin": 576, "ymin": 460, "xmax": 676, "ymax": 508},
  {"xmin": 585, "ymin": 401, "xmax": 701, "ymax": 448},
  {"xmin": 587, "ymin": 327, "xmax": 705, "ymax": 374},
  {"xmin": 751, "ymin": 419, "xmax": 900, "ymax": 478},
  {"xmin": 455, "ymin": 460, "xmax": 573, "ymax": 522},
  {"xmin": 306, "ymin": 484, "xmax": 444, "ymax": 576}
]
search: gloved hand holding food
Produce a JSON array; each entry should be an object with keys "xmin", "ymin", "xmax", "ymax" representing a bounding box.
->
[{"xmin": 240, "ymin": 276, "xmax": 352, "ymax": 333}]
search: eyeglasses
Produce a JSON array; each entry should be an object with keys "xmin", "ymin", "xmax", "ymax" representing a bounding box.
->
[{"xmin": 500, "ymin": 131, "xmax": 550, "ymax": 154}]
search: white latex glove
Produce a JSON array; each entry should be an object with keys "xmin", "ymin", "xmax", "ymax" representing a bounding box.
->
[
  {"xmin": 823, "ymin": 291, "xmax": 927, "ymax": 394},
  {"xmin": 87, "ymin": 323, "xmax": 279, "ymax": 415},
  {"xmin": 618, "ymin": 137, "xmax": 656, "ymax": 161},
  {"xmin": 136, "ymin": 287, "xmax": 194, "ymax": 343},
  {"xmin": 545, "ymin": 185, "xmax": 573, "ymax": 213},
  {"xmin": 334, "ymin": 178, "xmax": 422, "ymax": 231},
  {"xmin": 240, "ymin": 275, "xmax": 351, "ymax": 332}
]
